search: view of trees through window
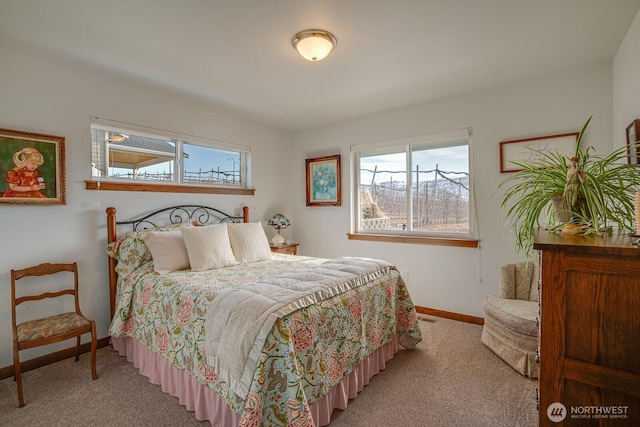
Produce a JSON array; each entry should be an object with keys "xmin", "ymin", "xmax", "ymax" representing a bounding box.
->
[{"xmin": 358, "ymin": 139, "xmax": 470, "ymax": 235}]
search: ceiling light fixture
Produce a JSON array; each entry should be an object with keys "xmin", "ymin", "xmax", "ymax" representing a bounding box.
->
[{"xmin": 292, "ymin": 29, "xmax": 337, "ymax": 61}]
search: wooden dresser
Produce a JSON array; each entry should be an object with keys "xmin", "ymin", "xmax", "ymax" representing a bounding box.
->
[{"xmin": 534, "ymin": 230, "xmax": 640, "ymax": 426}]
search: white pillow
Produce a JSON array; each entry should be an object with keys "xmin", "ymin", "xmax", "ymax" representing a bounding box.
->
[
  {"xmin": 180, "ymin": 224, "xmax": 238, "ymax": 271},
  {"xmin": 142, "ymin": 229, "xmax": 190, "ymax": 274},
  {"xmin": 227, "ymin": 222, "xmax": 272, "ymax": 263}
]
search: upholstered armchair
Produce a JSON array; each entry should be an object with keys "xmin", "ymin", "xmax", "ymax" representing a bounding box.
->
[{"xmin": 481, "ymin": 262, "xmax": 539, "ymax": 378}]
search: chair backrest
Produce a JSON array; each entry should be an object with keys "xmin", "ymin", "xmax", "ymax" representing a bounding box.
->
[
  {"xmin": 498, "ymin": 262, "xmax": 539, "ymax": 302},
  {"xmin": 11, "ymin": 262, "xmax": 81, "ymax": 328}
]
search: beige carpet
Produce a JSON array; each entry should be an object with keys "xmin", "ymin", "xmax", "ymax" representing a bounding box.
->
[{"xmin": 0, "ymin": 316, "xmax": 538, "ymax": 426}]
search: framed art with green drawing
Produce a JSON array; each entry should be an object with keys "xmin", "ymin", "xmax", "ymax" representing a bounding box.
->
[
  {"xmin": 0, "ymin": 128, "xmax": 66, "ymax": 205},
  {"xmin": 305, "ymin": 154, "xmax": 341, "ymax": 206}
]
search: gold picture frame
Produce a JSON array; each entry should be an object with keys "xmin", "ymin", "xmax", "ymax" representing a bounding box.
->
[
  {"xmin": 305, "ymin": 154, "xmax": 341, "ymax": 206},
  {"xmin": 0, "ymin": 128, "xmax": 66, "ymax": 205}
]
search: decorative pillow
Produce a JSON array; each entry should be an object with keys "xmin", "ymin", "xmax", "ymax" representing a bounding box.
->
[
  {"xmin": 142, "ymin": 229, "xmax": 191, "ymax": 274},
  {"xmin": 107, "ymin": 224, "xmax": 182, "ymax": 277},
  {"xmin": 180, "ymin": 224, "xmax": 238, "ymax": 271},
  {"xmin": 227, "ymin": 222, "xmax": 272, "ymax": 263}
]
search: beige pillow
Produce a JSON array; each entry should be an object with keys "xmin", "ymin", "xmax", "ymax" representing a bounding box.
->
[
  {"xmin": 142, "ymin": 229, "xmax": 190, "ymax": 274},
  {"xmin": 180, "ymin": 224, "xmax": 238, "ymax": 271},
  {"xmin": 227, "ymin": 222, "xmax": 272, "ymax": 263}
]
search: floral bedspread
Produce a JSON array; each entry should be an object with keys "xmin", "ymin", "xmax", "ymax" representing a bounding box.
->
[{"xmin": 108, "ymin": 230, "xmax": 422, "ymax": 426}]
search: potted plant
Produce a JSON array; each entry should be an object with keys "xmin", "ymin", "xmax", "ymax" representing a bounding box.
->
[{"xmin": 498, "ymin": 116, "xmax": 640, "ymax": 258}]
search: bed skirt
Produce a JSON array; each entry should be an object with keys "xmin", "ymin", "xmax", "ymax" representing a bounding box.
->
[{"xmin": 111, "ymin": 335, "xmax": 400, "ymax": 426}]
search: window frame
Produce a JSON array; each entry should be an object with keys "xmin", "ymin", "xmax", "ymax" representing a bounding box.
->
[
  {"xmin": 349, "ymin": 128, "xmax": 478, "ymax": 247},
  {"xmin": 86, "ymin": 117, "xmax": 253, "ymax": 195}
]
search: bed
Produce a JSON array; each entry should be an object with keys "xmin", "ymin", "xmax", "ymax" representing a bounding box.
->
[{"xmin": 105, "ymin": 204, "xmax": 422, "ymax": 426}]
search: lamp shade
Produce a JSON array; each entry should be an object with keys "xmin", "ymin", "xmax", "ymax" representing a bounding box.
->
[
  {"xmin": 268, "ymin": 214, "xmax": 290, "ymax": 229},
  {"xmin": 292, "ymin": 30, "xmax": 336, "ymax": 61}
]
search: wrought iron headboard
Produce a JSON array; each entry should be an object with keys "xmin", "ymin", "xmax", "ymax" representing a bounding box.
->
[
  {"xmin": 115, "ymin": 205, "xmax": 246, "ymax": 231},
  {"xmin": 105, "ymin": 204, "xmax": 249, "ymax": 318}
]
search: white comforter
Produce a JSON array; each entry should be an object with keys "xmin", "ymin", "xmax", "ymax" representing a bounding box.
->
[{"xmin": 204, "ymin": 257, "xmax": 393, "ymax": 398}]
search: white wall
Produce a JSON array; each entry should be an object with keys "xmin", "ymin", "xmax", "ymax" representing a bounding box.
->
[
  {"xmin": 2, "ymin": 5, "xmax": 638, "ymax": 369},
  {"xmin": 291, "ymin": 64, "xmax": 615, "ymax": 318},
  {"xmin": 0, "ymin": 47, "xmax": 292, "ymax": 367},
  {"xmin": 614, "ymin": 10, "xmax": 640, "ymax": 148}
]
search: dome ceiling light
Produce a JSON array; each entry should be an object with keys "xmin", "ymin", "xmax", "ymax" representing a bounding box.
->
[{"xmin": 292, "ymin": 29, "xmax": 337, "ymax": 61}]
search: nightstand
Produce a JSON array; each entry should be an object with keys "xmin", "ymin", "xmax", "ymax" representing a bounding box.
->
[{"xmin": 269, "ymin": 243, "xmax": 299, "ymax": 255}]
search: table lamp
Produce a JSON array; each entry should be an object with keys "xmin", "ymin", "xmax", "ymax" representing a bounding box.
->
[{"xmin": 267, "ymin": 213, "xmax": 290, "ymax": 245}]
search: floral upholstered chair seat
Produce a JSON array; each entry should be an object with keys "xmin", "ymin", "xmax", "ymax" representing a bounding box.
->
[{"xmin": 16, "ymin": 312, "xmax": 92, "ymax": 343}]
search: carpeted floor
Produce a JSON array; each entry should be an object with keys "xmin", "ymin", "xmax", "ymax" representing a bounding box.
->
[{"xmin": 0, "ymin": 316, "xmax": 538, "ymax": 426}]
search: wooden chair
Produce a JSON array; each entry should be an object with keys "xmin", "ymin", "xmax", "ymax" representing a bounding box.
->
[{"xmin": 11, "ymin": 262, "xmax": 97, "ymax": 407}]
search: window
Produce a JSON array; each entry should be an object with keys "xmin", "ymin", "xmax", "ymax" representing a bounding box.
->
[
  {"xmin": 351, "ymin": 128, "xmax": 475, "ymax": 241},
  {"xmin": 89, "ymin": 117, "xmax": 250, "ymax": 189}
]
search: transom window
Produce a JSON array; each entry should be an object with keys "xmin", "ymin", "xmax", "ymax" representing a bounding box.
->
[
  {"xmin": 90, "ymin": 117, "xmax": 250, "ymax": 188},
  {"xmin": 352, "ymin": 128, "xmax": 474, "ymax": 239}
]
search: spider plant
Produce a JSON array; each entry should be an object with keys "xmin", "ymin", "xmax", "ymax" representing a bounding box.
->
[{"xmin": 498, "ymin": 116, "xmax": 640, "ymax": 258}]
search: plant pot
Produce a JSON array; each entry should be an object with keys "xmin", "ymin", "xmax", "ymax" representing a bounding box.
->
[{"xmin": 551, "ymin": 196, "xmax": 572, "ymax": 223}]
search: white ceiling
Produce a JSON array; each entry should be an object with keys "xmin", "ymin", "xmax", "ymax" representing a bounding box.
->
[{"xmin": 1, "ymin": 0, "xmax": 639, "ymax": 131}]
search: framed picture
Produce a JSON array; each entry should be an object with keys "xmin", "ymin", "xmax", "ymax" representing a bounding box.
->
[
  {"xmin": 0, "ymin": 128, "xmax": 66, "ymax": 205},
  {"xmin": 626, "ymin": 119, "xmax": 640, "ymax": 165},
  {"xmin": 499, "ymin": 132, "xmax": 578, "ymax": 173},
  {"xmin": 305, "ymin": 154, "xmax": 341, "ymax": 206}
]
